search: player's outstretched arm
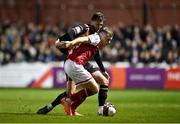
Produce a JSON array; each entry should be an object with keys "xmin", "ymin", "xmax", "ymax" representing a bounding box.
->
[
  {"xmin": 66, "ymin": 36, "xmax": 90, "ymax": 48},
  {"xmin": 55, "ymin": 33, "xmax": 99, "ymax": 49},
  {"xmin": 56, "ymin": 36, "xmax": 90, "ymax": 49}
]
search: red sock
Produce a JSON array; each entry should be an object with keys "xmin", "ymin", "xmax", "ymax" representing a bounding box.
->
[{"xmin": 71, "ymin": 89, "xmax": 88, "ymax": 110}]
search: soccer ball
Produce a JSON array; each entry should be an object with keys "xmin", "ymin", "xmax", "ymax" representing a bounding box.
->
[{"xmin": 103, "ymin": 103, "xmax": 116, "ymax": 116}]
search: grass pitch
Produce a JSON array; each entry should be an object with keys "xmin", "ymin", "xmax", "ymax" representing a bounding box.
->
[{"xmin": 0, "ymin": 88, "xmax": 180, "ymax": 123}]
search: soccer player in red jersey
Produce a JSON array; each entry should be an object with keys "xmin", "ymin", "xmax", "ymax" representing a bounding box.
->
[{"xmin": 58, "ymin": 27, "xmax": 113, "ymax": 115}]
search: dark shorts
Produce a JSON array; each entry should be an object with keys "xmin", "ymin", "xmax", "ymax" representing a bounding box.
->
[
  {"xmin": 84, "ymin": 62, "xmax": 98, "ymax": 73},
  {"xmin": 66, "ymin": 62, "xmax": 98, "ymax": 81}
]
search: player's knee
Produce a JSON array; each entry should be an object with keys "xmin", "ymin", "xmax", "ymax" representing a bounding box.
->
[
  {"xmin": 94, "ymin": 85, "xmax": 99, "ymax": 94},
  {"xmin": 86, "ymin": 83, "xmax": 99, "ymax": 96},
  {"xmin": 80, "ymin": 78, "xmax": 99, "ymax": 96},
  {"xmin": 87, "ymin": 87, "xmax": 98, "ymax": 96},
  {"xmin": 102, "ymin": 78, "xmax": 109, "ymax": 86},
  {"xmin": 92, "ymin": 71, "xmax": 109, "ymax": 86},
  {"xmin": 99, "ymin": 77, "xmax": 108, "ymax": 86}
]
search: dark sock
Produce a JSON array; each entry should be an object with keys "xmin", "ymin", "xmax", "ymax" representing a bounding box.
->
[
  {"xmin": 98, "ymin": 85, "xmax": 108, "ymax": 106},
  {"xmin": 51, "ymin": 91, "xmax": 67, "ymax": 107},
  {"xmin": 71, "ymin": 89, "xmax": 88, "ymax": 110}
]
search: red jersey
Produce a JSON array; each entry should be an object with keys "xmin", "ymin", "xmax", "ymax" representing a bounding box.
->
[
  {"xmin": 68, "ymin": 44, "xmax": 99, "ymax": 65},
  {"xmin": 68, "ymin": 34, "xmax": 100, "ymax": 65}
]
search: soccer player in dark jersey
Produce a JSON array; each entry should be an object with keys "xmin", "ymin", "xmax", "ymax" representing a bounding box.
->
[{"xmin": 37, "ymin": 12, "xmax": 109, "ymax": 115}]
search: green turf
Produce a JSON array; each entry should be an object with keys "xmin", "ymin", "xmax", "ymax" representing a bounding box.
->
[{"xmin": 0, "ymin": 88, "xmax": 180, "ymax": 123}]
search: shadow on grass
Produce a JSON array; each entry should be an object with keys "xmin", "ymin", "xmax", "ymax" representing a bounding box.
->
[{"xmin": 0, "ymin": 112, "xmax": 64, "ymax": 116}]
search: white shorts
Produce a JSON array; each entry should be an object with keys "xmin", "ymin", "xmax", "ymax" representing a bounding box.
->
[{"xmin": 64, "ymin": 59, "xmax": 92, "ymax": 85}]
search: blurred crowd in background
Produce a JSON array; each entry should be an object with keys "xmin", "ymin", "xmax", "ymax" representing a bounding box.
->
[{"xmin": 0, "ymin": 20, "xmax": 179, "ymax": 66}]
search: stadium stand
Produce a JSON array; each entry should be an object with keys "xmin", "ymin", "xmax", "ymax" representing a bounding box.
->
[{"xmin": 0, "ymin": 21, "xmax": 179, "ymax": 66}]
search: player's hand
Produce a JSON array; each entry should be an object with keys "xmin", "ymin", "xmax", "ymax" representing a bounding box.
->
[
  {"xmin": 67, "ymin": 42, "xmax": 75, "ymax": 49},
  {"xmin": 59, "ymin": 41, "xmax": 72, "ymax": 48},
  {"xmin": 102, "ymin": 71, "xmax": 110, "ymax": 80}
]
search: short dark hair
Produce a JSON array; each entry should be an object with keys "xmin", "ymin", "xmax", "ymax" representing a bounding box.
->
[{"xmin": 91, "ymin": 12, "xmax": 105, "ymax": 22}]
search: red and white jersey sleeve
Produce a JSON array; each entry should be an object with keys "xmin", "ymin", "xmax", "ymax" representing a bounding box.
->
[
  {"xmin": 68, "ymin": 33, "xmax": 100, "ymax": 65},
  {"xmin": 88, "ymin": 33, "xmax": 100, "ymax": 46}
]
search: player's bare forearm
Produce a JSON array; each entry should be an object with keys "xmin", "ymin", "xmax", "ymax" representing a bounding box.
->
[
  {"xmin": 70, "ymin": 36, "xmax": 90, "ymax": 46},
  {"xmin": 55, "ymin": 36, "xmax": 90, "ymax": 50}
]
